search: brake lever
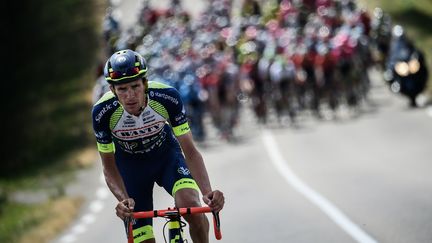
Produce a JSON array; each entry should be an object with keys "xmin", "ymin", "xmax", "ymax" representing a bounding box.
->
[
  {"xmin": 124, "ymin": 217, "xmax": 136, "ymax": 238},
  {"xmin": 211, "ymin": 211, "xmax": 221, "ymax": 229},
  {"xmin": 211, "ymin": 211, "xmax": 222, "ymax": 240}
]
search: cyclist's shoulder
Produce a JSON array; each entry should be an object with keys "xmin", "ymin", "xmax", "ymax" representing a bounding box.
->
[
  {"xmin": 92, "ymin": 91, "xmax": 121, "ymax": 120},
  {"xmin": 148, "ymin": 81, "xmax": 181, "ymax": 105},
  {"xmin": 94, "ymin": 90, "xmax": 116, "ymax": 106},
  {"xmin": 148, "ymin": 80, "xmax": 176, "ymax": 90}
]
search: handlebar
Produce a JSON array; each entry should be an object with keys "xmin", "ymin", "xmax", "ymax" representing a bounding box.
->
[{"xmin": 131, "ymin": 206, "xmax": 222, "ymax": 240}]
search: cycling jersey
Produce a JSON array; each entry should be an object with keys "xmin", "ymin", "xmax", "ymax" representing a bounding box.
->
[
  {"xmin": 92, "ymin": 81, "xmax": 199, "ymax": 237},
  {"xmin": 92, "ymin": 81, "xmax": 191, "ymax": 157}
]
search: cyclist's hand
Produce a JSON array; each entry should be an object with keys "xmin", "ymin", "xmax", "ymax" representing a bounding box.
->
[
  {"xmin": 116, "ymin": 198, "xmax": 135, "ymax": 220},
  {"xmin": 203, "ymin": 190, "xmax": 224, "ymax": 212}
]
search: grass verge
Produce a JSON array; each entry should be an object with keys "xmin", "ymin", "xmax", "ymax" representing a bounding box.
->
[
  {"xmin": 0, "ymin": 197, "xmax": 84, "ymax": 243},
  {"xmin": 0, "ymin": 146, "xmax": 98, "ymax": 243},
  {"xmin": 0, "ymin": 0, "xmax": 106, "ymax": 241}
]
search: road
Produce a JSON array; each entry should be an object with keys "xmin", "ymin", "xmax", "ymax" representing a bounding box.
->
[{"xmin": 51, "ymin": 0, "xmax": 432, "ymax": 242}]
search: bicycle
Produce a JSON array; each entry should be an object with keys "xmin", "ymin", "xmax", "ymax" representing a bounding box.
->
[{"xmin": 126, "ymin": 206, "xmax": 222, "ymax": 243}]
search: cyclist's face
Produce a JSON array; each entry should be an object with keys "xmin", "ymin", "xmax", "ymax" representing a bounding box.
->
[{"xmin": 111, "ymin": 79, "xmax": 147, "ymax": 116}]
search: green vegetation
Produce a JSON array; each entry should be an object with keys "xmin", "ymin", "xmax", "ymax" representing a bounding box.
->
[
  {"xmin": 3, "ymin": 0, "xmax": 103, "ymax": 177},
  {"xmin": 0, "ymin": 197, "xmax": 83, "ymax": 243},
  {"xmin": 1, "ymin": 0, "xmax": 105, "ymax": 241},
  {"xmin": 0, "ymin": 202, "xmax": 44, "ymax": 242},
  {"xmin": 360, "ymin": 0, "xmax": 432, "ymax": 95}
]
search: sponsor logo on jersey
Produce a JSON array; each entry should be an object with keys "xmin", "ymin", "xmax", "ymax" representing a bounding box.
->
[
  {"xmin": 117, "ymin": 131, "xmax": 166, "ymax": 154},
  {"xmin": 117, "ymin": 140, "xmax": 138, "ymax": 151},
  {"xmin": 113, "ymin": 121, "xmax": 165, "ymax": 140},
  {"xmin": 95, "ymin": 101, "xmax": 119, "ymax": 123},
  {"xmin": 177, "ymin": 167, "xmax": 190, "ymax": 176},
  {"xmin": 94, "ymin": 131, "xmax": 107, "ymax": 139},
  {"xmin": 150, "ymin": 91, "xmax": 179, "ymax": 105},
  {"xmin": 180, "ymin": 126, "xmax": 190, "ymax": 133},
  {"xmin": 174, "ymin": 114, "xmax": 185, "ymax": 122},
  {"xmin": 142, "ymin": 114, "xmax": 155, "ymax": 122},
  {"xmin": 95, "ymin": 104, "xmax": 112, "ymax": 122},
  {"xmin": 124, "ymin": 116, "xmax": 136, "ymax": 126}
]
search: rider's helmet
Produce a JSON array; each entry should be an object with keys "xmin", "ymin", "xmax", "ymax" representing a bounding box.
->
[{"xmin": 104, "ymin": 49, "xmax": 148, "ymax": 85}]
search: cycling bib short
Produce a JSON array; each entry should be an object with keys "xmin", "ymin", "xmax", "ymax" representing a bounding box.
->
[{"xmin": 92, "ymin": 81, "xmax": 199, "ymax": 241}]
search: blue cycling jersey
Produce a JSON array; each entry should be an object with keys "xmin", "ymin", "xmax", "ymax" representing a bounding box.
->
[{"xmin": 92, "ymin": 81, "xmax": 191, "ymax": 157}]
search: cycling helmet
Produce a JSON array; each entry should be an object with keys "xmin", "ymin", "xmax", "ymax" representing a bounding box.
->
[{"xmin": 104, "ymin": 49, "xmax": 148, "ymax": 84}]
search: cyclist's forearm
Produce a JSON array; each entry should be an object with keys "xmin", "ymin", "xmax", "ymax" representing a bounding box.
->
[
  {"xmin": 104, "ymin": 167, "xmax": 129, "ymax": 201},
  {"xmin": 100, "ymin": 153, "xmax": 129, "ymax": 201},
  {"xmin": 185, "ymin": 151, "xmax": 212, "ymax": 195},
  {"xmin": 177, "ymin": 132, "xmax": 213, "ymax": 195}
]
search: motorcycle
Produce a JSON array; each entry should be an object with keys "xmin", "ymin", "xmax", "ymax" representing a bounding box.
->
[{"xmin": 384, "ymin": 26, "xmax": 428, "ymax": 107}]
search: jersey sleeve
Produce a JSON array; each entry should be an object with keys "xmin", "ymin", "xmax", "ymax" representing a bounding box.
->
[
  {"xmin": 166, "ymin": 88, "xmax": 191, "ymax": 136},
  {"xmin": 92, "ymin": 101, "xmax": 115, "ymax": 153},
  {"xmin": 149, "ymin": 84, "xmax": 191, "ymax": 137}
]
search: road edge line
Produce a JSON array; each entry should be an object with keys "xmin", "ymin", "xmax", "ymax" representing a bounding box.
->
[{"xmin": 261, "ymin": 129, "xmax": 378, "ymax": 243}]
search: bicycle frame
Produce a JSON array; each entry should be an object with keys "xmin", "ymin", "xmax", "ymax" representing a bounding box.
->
[{"xmin": 126, "ymin": 206, "xmax": 222, "ymax": 243}]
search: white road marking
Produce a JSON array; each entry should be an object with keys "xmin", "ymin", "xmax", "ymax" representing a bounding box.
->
[
  {"xmin": 59, "ymin": 234, "xmax": 76, "ymax": 243},
  {"xmin": 89, "ymin": 200, "xmax": 105, "ymax": 213},
  {"xmin": 427, "ymin": 106, "xmax": 432, "ymax": 118},
  {"xmin": 96, "ymin": 186, "xmax": 110, "ymax": 199},
  {"xmin": 71, "ymin": 224, "xmax": 87, "ymax": 234},
  {"xmin": 110, "ymin": 0, "xmax": 122, "ymax": 6},
  {"xmin": 57, "ymin": 177, "xmax": 109, "ymax": 242},
  {"xmin": 262, "ymin": 129, "xmax": 378, "ymax": 243},
  {"xmin": 81, "ymin": 214, "xmax": 96, "ymax": 224}
]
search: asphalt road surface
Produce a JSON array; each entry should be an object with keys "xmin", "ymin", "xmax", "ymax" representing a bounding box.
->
[{"xmin": 51, "ymin": 0, "xmax": 432, "ymax": 242}]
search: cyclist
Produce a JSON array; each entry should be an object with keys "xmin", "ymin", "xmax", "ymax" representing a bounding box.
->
[{"xmin": 92, "ymin": 49, "xmax": 225, "ymax": 243}]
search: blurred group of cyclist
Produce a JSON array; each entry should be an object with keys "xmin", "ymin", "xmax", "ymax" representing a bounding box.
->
[{"xmin": 93, "ymin": 0, "xmax": 428, "ymax": 142}]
